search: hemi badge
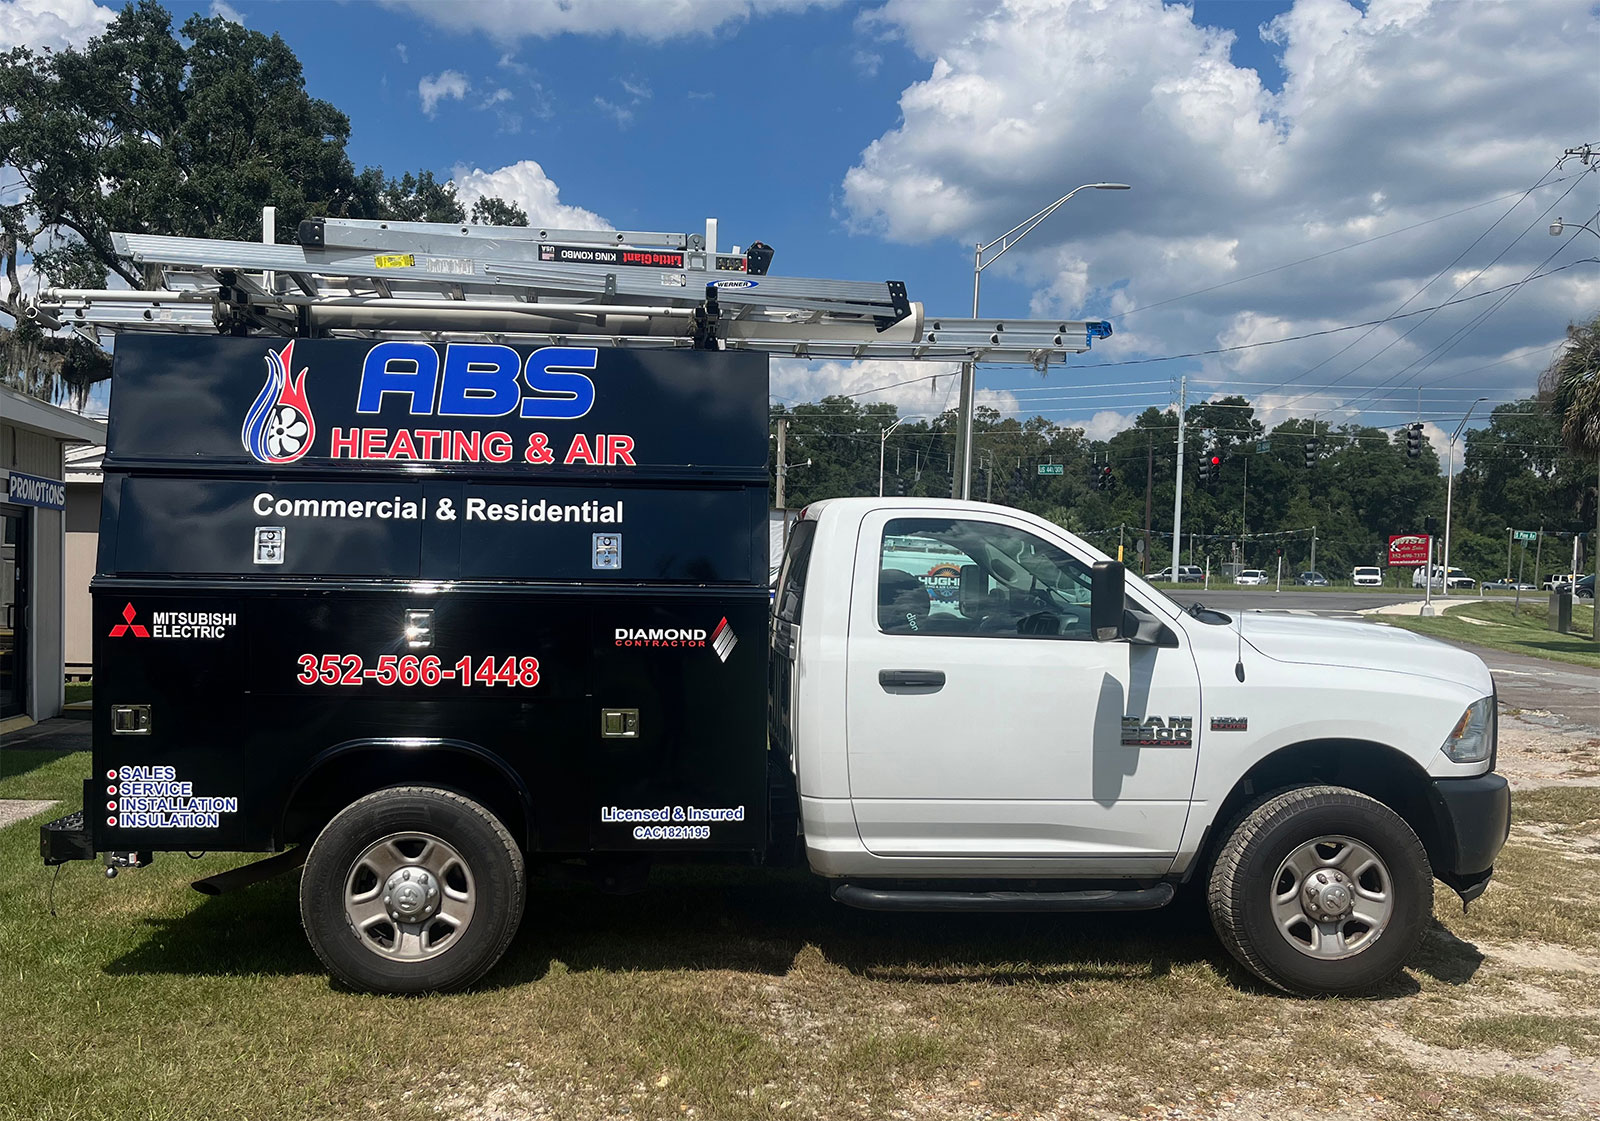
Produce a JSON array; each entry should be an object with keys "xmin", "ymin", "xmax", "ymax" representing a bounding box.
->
[{"xmin": 1211, "ymin": 716, "xmax": 1248, "ymax": 731}]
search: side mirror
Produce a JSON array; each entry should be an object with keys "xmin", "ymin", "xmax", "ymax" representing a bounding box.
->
[{"xmin": 1090, "ymin": 560, "xmax": 1128, "ymax": 641}]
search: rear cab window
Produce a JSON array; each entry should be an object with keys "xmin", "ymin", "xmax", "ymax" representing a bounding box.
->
[{"xmin": 775, "ymin": 519, "xmax": 817, "ymax": 625}]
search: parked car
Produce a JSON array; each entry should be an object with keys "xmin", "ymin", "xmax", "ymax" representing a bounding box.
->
[
  {"xmin": 1150, "ymin": 565, "xmax": 1205, "ymax": 583},
  {"xmin": 1483, "ymin": 579, "xmax": 1537, "ymax": 592},
  {"xmin": 1234, "ymin": 569, "xmax": 1268, "ymax": 586},
  {"xmin": 1542, "ymin": 574, "xmax": 1580, "ymax": 591},
  {"xmin": 1577, "ymin": 574, "xmax": 1595, "ymax": 600},
  {"xmin": 1351, "ymin": 566, "xmax": 1383, "ymax": 587},
  {"xmin": 1295, "ymin": 571, "xmax": 1329, "ymax": 586},
  {"xmin": 1413, "ymin": 566, "xmax": 1474, "ymax": 590}
]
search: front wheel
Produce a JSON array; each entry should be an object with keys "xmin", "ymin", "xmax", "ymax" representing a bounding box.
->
[
  {"xmin": 1207, "ymin": 785, "xmax": 1432, "ymax": 995},
  {"xmin": 300, "ymin": 786, "xmax": 526, "ymax": 994}
]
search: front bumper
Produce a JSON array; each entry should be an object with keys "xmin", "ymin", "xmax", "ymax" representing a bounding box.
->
[{"xmin": 1428, "ymin": 772, "xmax": 1511, "ymax": 902}]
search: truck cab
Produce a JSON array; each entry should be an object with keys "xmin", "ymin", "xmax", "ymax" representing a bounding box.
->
[{"xmin": 772, "ymin": 498, "xmax": 1509, "ymax": 994}]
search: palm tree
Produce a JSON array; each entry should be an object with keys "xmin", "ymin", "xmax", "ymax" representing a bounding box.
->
[{"xmin": 1540, "ymin": 313, "xmax": 1600, "ymax": 640}]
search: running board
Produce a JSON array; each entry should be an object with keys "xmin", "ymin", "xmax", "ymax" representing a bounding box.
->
[
  {"xmin": 832, "ymin": 882, "xmax": 1175, "ymax": 913},
  {"xmin": 191, "ymin": 846, "xmax": 307, "ymax": 895}
]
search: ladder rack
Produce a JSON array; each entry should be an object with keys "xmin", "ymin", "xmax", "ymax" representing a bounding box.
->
[{"xmin": 28, "ymin": 216, "xmax": 1112, "ymax": 368}]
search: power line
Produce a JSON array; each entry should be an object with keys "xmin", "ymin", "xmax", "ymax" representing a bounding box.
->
[
  {"xmin": 1247, "ymin": 155, "xmax": 1574, "ymax": 407},
  {"xmin": 1279, "ymin": 167, "xmax": 1598, "ymax": 414},
  {"xmin": 1107, "ymin": 172, "xmax": 1587, "ymax": 321}
]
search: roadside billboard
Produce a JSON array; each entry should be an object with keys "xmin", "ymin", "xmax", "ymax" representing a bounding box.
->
[{"xmin": 1387, "ymin": 534, "xmax": 1431, "ymax": 567}]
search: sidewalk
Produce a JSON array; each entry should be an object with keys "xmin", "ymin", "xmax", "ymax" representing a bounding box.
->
[{"xmin": 1362, "ymin": 597, "xmax": 1484, "ymax": 617}]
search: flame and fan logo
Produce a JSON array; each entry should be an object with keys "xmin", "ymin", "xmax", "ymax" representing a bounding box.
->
[{"xmin": 241, "ymin": 341, "xmax": 316, "ymax": 464}]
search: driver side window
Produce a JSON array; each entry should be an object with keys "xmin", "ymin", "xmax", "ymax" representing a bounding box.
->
[{"xmin": 878, "ymin": 517, "xmax": 1094, "ymax": 640}]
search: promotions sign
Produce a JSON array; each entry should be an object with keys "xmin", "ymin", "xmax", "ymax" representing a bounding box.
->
[{"xmin": 1387, "ymin": 534, "xmax": 1431, "ymax": 567}]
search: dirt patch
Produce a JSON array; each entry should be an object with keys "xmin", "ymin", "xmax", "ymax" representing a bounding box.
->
[{"xmin": 1492, "ymin": 714, "xmax": 1600, "ymax": 788}]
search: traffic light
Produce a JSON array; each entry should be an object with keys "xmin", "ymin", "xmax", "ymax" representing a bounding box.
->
[
  {"xmin": 1406, "ymin": 423, "xmax": 1423, "ymax": 458},
  {"xmin": 1197, "ymin": 455, "xmax": 1210, "ymax": 484},
  {"xmin": 1096, "ymin": 466, "xmax": 1115, "ymax": 491},
  {"xmin": 1304, "ymin": 440, "xmax": 1317, "ymax": 469},
  {"xmin": 1201, "ymin": 453, "xmax": 1221, "ymax": 487}
]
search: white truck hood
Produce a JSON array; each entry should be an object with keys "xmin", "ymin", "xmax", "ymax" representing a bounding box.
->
[{"xmin": 1238, "ymin": 612, "xmax": 1493, "ymax": 694}]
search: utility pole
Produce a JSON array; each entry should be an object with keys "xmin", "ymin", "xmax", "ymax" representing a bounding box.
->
[
  {"xmin": 1309, "ymin": 525, "xmax": 1317, "ymax": 577},
  {"xmin": 1170, "ymin": 375, "xmax": 1187, "ymax": 578},
  {"xmin": 1142, "ymin": 440, "xmax": 1154, "ymax": 575},
  {"xmin": 774, "ymin": 416, "xmax": 788, "ymax": 510}
]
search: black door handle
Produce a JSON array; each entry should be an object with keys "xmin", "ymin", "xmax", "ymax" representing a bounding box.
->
[{"xmin": 879, "ymin": 669, "xmax": 945, "ymax": 689}]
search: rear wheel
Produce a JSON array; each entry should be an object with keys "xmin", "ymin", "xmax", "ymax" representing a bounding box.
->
[
  {"xmin": 1207, "ymin": 785, "xmax": 1431, "ymax": 995},
  {"xmin": 300, "ymin": 786, "xmax": 525, "ymax": 994}
]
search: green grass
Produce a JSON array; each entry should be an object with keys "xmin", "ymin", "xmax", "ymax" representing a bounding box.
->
[
  {"xmin": 64, "ymin": 681, "xmax": 92, "ymax": 705},
  {"xmin": 1, "ymin": 754, "xmax": 1596, "ymax": 1120},
  {"xmin": 1380, "ymin": 599, "xmax": 1599, "ymax": 668}
]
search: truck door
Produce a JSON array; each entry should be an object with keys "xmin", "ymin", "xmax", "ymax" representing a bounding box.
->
[{"xmin": 846, "ymin": 511, "xmax": 1201, "ymax": 871}]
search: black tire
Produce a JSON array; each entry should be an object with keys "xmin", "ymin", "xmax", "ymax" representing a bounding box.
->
[
  {"xmin": 1207, "ymin": 785, "xmax": 1432, "ymax": 996},
  {"xmin": 300, "ymin": 786, "xmax": 526, "ymax": 994}
]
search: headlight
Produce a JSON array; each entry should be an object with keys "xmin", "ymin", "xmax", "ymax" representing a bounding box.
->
[{"xmin": 1440, "ymin": 696, "xmax": 1494, "ymax": 764}]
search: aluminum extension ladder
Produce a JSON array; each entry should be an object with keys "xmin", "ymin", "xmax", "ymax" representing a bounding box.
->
[{"xmin": 28, "ymin": 216, "xmax": 1112, "ymax": 367}]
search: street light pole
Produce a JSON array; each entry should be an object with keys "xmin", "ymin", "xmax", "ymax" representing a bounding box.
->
[
  {"xmin": 879, "ymin": 414, "xmax": 925, "ymax": 496},
  {"xmin": 952, "ymin": 182, "xmax": 1130, "ymax": 500},
  {"xmin": 1441, "ymin": 397, "xmax": 1489, "ymax": 599}
]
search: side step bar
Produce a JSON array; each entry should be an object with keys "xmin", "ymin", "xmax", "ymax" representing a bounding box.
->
[
  {"xmin": 191, "ymin": 847, "xmax": 307, "ymax": 896},
  {"xmin": 832, "ymin": 882, "xmax": 1175, "ymax": 913}
]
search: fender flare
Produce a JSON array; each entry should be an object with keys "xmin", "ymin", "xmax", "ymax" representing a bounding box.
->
[{"xmin": 278, "ymin": 736, "xmax": 536, "ymax": 849}]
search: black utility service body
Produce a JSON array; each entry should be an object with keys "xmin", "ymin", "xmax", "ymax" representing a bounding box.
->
[{"xmin": 44, "ymin": 335, "xmax": 771, "ymax": 865}]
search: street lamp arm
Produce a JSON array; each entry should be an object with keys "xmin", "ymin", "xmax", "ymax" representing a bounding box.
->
[{"xmin": 976, "ymin": 182, "xmax": 1131, "ymax": 270}]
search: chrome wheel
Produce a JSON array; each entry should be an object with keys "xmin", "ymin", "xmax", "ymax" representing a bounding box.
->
[
  {"xmin": 1270, "ymin": 834, "xmax": 1393, "ymax": 960},
  {"xmin": 343, "ymin": 831, "xmax": 476, "ymax": 961}
]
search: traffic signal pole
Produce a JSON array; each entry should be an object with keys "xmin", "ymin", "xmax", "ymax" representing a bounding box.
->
[{"xmin": 1170, "ymin": 375, "xmax": 1187, "ymax": 580}]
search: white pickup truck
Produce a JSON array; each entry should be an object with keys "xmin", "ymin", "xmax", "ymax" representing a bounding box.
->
[{"xmin": 773, "ymin": 498, "xmax": 1509, "ymax": 996}]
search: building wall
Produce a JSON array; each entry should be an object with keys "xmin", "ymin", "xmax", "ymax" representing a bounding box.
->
[
  {"xmin": 64, "ymin": 481, "xmax": 100, "ymax": 674},
  {"xmin": 2, "ymin": 422, "xmax": 68, "ymax": 719}
]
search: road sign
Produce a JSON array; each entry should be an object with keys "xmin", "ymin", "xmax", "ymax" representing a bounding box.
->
[
  {"xmin": 1388, "ymin": 534, "xmax": 1431, "ymax": 566},
  {"xmin": 1037, "ymin": 463, "xmax": 1064, "ymax": 476},
  {"xmin": 1513, "ymin": 529, "xmax": 1537, "ymax": 542}
]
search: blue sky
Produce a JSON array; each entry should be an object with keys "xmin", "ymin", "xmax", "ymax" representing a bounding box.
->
[{"xmin": 5, "ymin": 0, "xmax": 1598, "ymax": 447}]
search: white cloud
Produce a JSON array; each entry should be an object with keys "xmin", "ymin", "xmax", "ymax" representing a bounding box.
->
[
  {"xmin": 843, "ymin": 0, "xmax": 1600, "ymax": 424},
  {"xmin": 0, "ymin": 0, "xmax": 113, "ymax": 51},
  {"xmin": 418, "ymin": 70, "xmax": 470, "ymax": 117},
  {"xmin": 772, "ymin": 358, "xmax": 1003, "ymax": 415},
  {"xmin": 594, "ymin": 97, "xmax": 633, "ymax": 127},
  {"xmin": 382, "ymin": 0, "xmax": 840, "ymax": 42},
  {"xmin": 395, "ymin": 42, "xmax": 409, "ymax": 63},
  {"xmin": 480, "ymin": 87, "xmax": 513, "ymax": 107},
  {"xmin": 209, "ymin": 0, "xmax": 243, "ymax": 24},
  {"xmin": 449, "ymin": 160, "xmax": 611, "ymax": 231},
  {"xmin": 620, "ymin": 78, "xmax": 652, "ymax": 101}
]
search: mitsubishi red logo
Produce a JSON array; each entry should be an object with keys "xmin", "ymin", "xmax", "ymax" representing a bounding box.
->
[{"xmin": 109, "ymin": 603, "xmax": 150, "ymax": 638}]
